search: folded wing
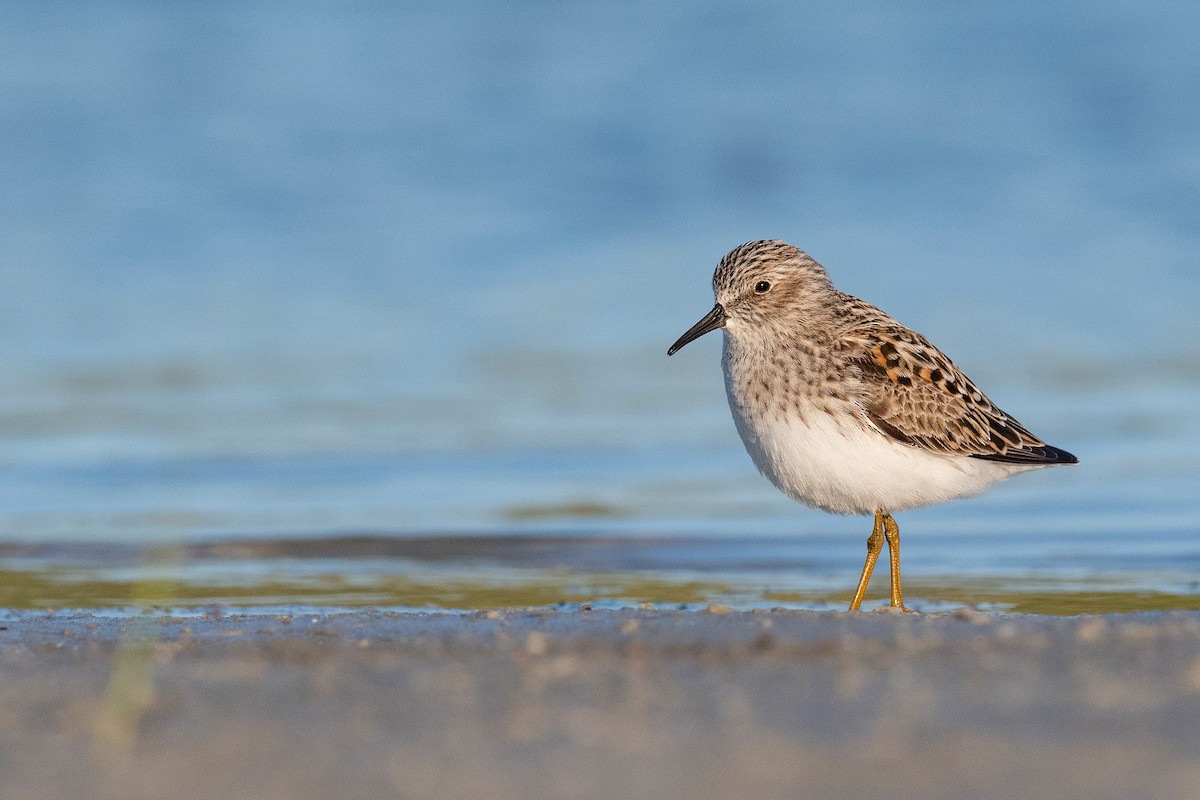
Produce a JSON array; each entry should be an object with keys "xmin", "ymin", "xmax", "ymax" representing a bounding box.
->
[{"xmin": 843, "ymin": 313, "xmax": 1077, "ymax": 466}]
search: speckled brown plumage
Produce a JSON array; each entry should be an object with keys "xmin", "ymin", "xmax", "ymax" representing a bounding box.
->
[
  {"xmin": 839, "ymin": 297, "xmax": 1077, "ymax": 465},
  {"xmin": 700, "ymin": 239, "xmax": 1077, "ymax": 466},
  {"xmin": 668, "ymin": 239, "xmax": 1078, "ymax": 611}
]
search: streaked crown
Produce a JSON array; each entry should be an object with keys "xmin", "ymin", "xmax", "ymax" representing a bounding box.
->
[
  {"xmin": 711, "ymin": 239, "xmax": 837, "ymax": 329},
  {"xmin": 713, "ymin": 240, "xmax": 833, "ymax": 297}
]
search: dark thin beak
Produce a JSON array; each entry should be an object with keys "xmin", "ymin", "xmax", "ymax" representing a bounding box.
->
[{"xmin": 667, "ymin": 304, "xmax": 727, "ymax": 355}]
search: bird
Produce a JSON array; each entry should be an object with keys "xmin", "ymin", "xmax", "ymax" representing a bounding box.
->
[{"xmin": 667, "ymin": 240, "xmax": 1077, "ymax": 611}]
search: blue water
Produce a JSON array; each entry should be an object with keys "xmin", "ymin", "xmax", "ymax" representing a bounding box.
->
[{"xmin": 0, "ymin": 2, "xmax": 1197, "ymax": 590}]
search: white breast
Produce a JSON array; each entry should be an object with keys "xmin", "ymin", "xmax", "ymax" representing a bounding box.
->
[{"xmin": 721, "ymin": 348, "xmax": 1035, "ymax": 516}]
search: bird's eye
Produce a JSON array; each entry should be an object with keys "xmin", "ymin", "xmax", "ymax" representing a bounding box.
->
[{"xmin": 754, "ymin": 281, "xmax": 771, "ymax": 293}]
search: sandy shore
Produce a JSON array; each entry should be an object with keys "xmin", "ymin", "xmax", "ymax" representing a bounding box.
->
[{"xmin": 2, "ymin": 607, "xmax": 1198, "ymax": 800}]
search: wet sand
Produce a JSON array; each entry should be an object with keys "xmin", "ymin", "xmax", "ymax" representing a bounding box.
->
[{"xmin": 2, "ymin": 607, "xmax": 1199, "ymax": 800}]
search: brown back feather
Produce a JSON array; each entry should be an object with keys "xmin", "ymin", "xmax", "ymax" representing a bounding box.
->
[{"xmin": 839, "ymin": 299, "xmax": 1076, "ymax": 465}]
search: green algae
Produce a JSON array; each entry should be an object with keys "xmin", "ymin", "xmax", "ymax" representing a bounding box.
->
[
  {"xmin": 502, "ymin": 502, "xmax": 626, "ymax": 520},
  {"xmin": 2, "ymin": 563, "xmax": 1198, "ymax": 615},
  {"xmin": 0, "ymin": 567, "xmax": 723, "ymax": 611},
  {"xmin": 763, "ymin": 580, "xmax": 1200, "ymax": 615}
]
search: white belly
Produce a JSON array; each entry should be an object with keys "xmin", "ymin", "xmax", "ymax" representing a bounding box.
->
[{"xmin": 726, "ymin": 394, "xmax": 1032, "ymax": 516}]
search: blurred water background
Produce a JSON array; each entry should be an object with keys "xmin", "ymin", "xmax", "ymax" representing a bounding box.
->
[{"xmin": 0, "ymin": 1, "xmax": 1197, "ymax": 608}]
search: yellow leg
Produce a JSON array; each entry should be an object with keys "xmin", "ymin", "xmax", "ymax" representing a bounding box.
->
[
  {"xmin": 848, "ymin": 511, "xmax": 886, "ymax": 611},
  {"xmin": 882, "ymin": 514, "xmax": 912, "ymax": 612}
]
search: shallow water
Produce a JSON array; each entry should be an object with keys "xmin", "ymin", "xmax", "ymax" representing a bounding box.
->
[{"xmin": 0, "ymin": 2, "xmax": 1198, "ymax": 609}]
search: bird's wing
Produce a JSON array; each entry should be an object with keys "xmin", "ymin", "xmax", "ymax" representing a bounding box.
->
[{"xmin": 842, "ymin": 316, "xmax": 1075, "ymax": 465}]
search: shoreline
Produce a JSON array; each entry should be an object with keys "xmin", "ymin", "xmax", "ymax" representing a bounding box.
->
[{"xmin": 2, "ymin": 607, "xmax": 1199, "ymax": 799}]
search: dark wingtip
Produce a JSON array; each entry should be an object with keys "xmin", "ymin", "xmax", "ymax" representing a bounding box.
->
[
  {"xmin": 1047, "ymin": 445, "xmax": 1079, "ymax": 465},
  {"xmin": 972, "ymin": 443, "xmax": 1078, "ymax": 466}
]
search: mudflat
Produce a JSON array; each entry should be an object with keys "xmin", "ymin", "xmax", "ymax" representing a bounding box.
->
[{"xmin": 1, "ymin": 607, "xmax": 1198, "ymax": 800}]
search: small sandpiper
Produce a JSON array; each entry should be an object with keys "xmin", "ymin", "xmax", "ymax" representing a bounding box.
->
[{"xmin": 668, "ymin": 240, "xmax": 1077, "ymax": 611}]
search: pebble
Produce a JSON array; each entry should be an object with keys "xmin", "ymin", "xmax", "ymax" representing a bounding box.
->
[
  {"xmin": 1074, "ymin": 617, "xmax": 1108, "ymax": 643},
  {"xmin": 1116, "ymin": 622, "xmax": 1159, "ymax": 643},
  {"xmin": 524, "ymin": 631, "xmax": 548, "ymax": 656},
  {"xmin": 1187, "ymin": 658, "xmax": 1200, "ymax": 692},
  {"xmin": 952, "ymin": 607, "xmax": 988, "ymax": 625}
]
